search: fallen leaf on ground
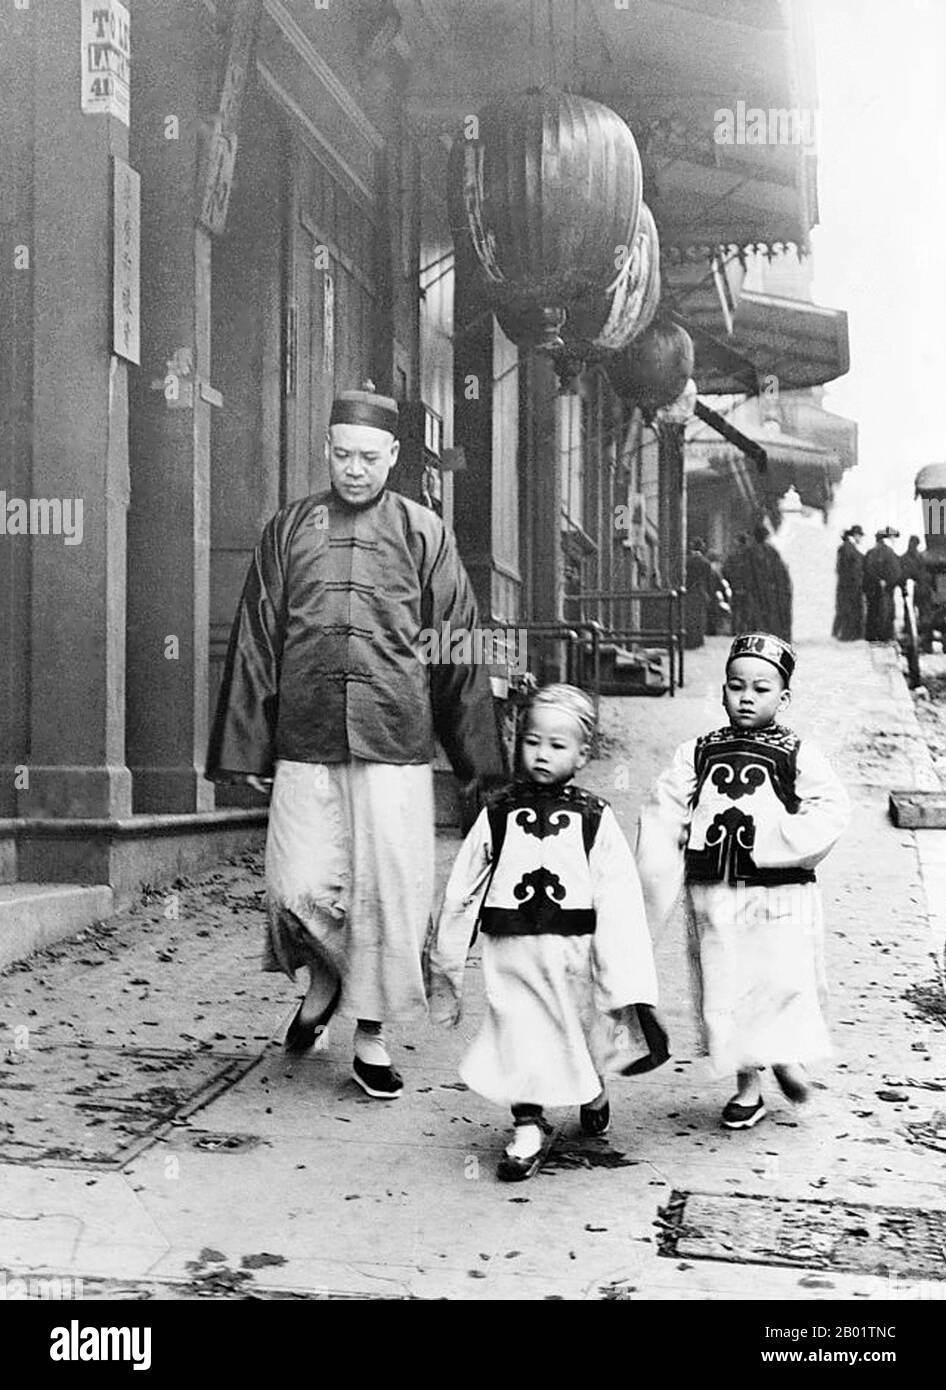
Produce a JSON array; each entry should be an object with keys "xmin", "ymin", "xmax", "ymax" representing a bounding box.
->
[{"xmin": 241, "ymin": 1252, "xmax": 286, "ymax": 1269}]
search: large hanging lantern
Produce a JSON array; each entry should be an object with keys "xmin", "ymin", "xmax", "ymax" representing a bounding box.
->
[
  {"xmin": 494, "ymin": 203, "xmax": 660, "ymax": 358},
  {"xmin": 450, "ymin": 90, "xmax": 643, "ymax": 347},
  {"xmin": 607, "ymin": 318, "xmax": 695, "ymax": 412}
]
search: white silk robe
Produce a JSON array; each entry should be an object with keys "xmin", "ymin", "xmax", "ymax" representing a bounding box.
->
[
  {"xmin": 636, "ymin": 725, "xmax": 849, "ymax": 1075},
  {"xmin": 426, "ymin": 789, "xmax": 661, "ymax": 1107}
]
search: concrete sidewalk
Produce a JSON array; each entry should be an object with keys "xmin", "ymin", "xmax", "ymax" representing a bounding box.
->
[{"xmin": 1, "ymin": 637, "xmax": 945, "ymax": 1301}]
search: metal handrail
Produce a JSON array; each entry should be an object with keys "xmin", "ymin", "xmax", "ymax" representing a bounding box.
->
[
  {"xmin": 485, "ymin": 617, "xmax": 603, "ymax": 711},
  {"xmin": 564, "ymin": 587, "xmax": 686, "ymax": 692}
]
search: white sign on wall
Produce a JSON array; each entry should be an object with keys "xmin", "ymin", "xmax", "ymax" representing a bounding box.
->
[
  {"xmin": 112, "ymin": 157, "xmax": 140, "ymax": 365},
  {"xmin": 81, "ymin": 0, "xmax": 130, "ymax": 127}
]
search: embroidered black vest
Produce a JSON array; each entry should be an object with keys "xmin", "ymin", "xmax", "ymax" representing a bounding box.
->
[
  {"xmin": 684, "ymin": 725, "xmax": 816, "ymax": 887},
  {"xmin": 478, "ymin": 781, "xmax": 607, "ymax": 938}
]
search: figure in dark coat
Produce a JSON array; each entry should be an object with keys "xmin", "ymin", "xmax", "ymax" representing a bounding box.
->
[
  {"xmin": 739, "ymin": 525, "xmax": 793, "ymax": 641},
  {"xmin": 832, "ymin": 525, "xmax": 865, "ymax": 641},
  {"xmin": 206, "ymin": 386, "xmax": 504, "ymax": 1100},
  {"xmin": 863, "ymin": 528, "xmax": 901, "ymax": 642},
  {"xmin": 684, "ymin": 538, "xmax": 719, "ymax": 650},
  {"xmin": 899, "ymin": 535, "xmax": 933, "ymax": 614}
]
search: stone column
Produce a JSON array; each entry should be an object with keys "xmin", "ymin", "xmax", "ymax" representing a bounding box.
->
[
  {"xmin": 125, "ymin": 1, "xmax": 217, "ymax": 813},
  {"xmin": 17, "ymin": 3, "xmax": 133, "ymax": 819},
  {"xmin": 452, "ymin": 250, "xmax": 496, "ymax": 618},
  {"xmin": 528, "ymin": 357, "xmax": 567, "ymax": 681},
  {"xmin": 658, "ymin": 419, "xmax": 686, "ymax": 589},
  {"xmin": 0, "ymin": 3, "xmax": 34, "ymax": 818}
]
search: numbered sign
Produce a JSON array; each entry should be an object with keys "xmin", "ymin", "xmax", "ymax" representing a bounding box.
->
[{"xmin": 81, "ymin": 0, "xmax": 130, "ymax": 127}]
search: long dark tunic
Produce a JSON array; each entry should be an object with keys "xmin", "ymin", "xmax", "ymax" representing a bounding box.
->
[
  {"xmin": 862, "ymin": 542, "xmax": 901, "ymax": 642},
  {"xmin": 740, "ymin": 540, "xmax": 793, "ymax": 641},
  {"xmin": 684, "ymin": 551, "xmax": 717, "ymax": 649},
  {"xmin": 832, "ymin": 539, "xmax": 864, "ymax": 640},
  {"xmin": 206, "ymin": 487, "xmax": 504, "ymax": 784}
]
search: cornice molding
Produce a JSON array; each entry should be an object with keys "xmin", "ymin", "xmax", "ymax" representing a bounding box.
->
[{"xmin": 263, "ymin": 0, "xmax": 385, "ymax": 151}]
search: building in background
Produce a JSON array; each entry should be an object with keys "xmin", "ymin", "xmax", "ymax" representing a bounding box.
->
[{"xmin": 0, "ymin": 0, "xmax": 850, "ymax": 932}]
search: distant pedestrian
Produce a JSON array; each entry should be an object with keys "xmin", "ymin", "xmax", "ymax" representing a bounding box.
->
[
  {"xmin": 636, "ymin": 633, "xmax": 849, "ymax": 1131},
  {"xmin": 899, "ymin": 534, "xmax": 933, "ymax": 640},
  {"xmin": 426, "ymin": 684, "xmax": 669, "ymax": 1181},
  {"xmin": 723, "ymin": 532, "xmax": 751, "ymax": 633},
  {"xmin": 741, "ymin": 524, "xmax": 792, "ymax": 641},
  {"xmin": 862, "ymin": 527, "xmax": 901, "ymax": 641},
  {"xmin": 684, "ymin": 537, "xmax": 720, "ymax": 649},
  {"xmin": 832, "ymin": 525, "xmax": 865, "ymax": 640}
]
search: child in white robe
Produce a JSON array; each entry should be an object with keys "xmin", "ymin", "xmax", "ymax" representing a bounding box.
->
[
  {"xmin": 426, "ymin": 684, "xmax": 668, "ymax": 1182},
  {"xmin": 636, "ymin": 633, "xmax": 850, "ymax": 1130}
]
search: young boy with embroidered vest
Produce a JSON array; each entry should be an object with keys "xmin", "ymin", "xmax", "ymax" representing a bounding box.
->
[
  {"xmin": 636, "ymin": 633, "xmax": 849, "ymax": 1130},
  {"xmin": 425, "ymin": 684, "xmax": 668, "ymax": 1181}
]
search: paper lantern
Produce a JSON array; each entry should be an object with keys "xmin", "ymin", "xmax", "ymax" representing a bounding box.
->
[
  {"xmin": 450, "ymin": 90, "xmax": 643, "ymax": 344},
  {"xmin": 607, "ymin": 318, "xmax": 695, "ymax": 411}
]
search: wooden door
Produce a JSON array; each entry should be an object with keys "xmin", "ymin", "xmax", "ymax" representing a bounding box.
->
[{"xmin": 285, "ymin": 137, "xmax": 381, "ymax": 501}]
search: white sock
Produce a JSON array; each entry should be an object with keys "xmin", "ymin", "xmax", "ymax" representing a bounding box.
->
[
  {"xmin": 354, "ymin": 1027, "xmax": 391, "ymax": 1068},
  {"xmin": 505, "ymin": 1124, "xmax": 543, "ymax": 1159}
]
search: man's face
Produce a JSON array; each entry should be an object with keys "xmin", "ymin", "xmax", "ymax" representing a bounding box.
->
[{"xmin": 328, "ymin": 423, "xmax": 399, "ymax": 505}]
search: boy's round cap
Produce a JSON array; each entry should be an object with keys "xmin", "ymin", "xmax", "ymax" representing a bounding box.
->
[
  {"xmin": 727, "ymin": 632, "xmax": 796, "ymax": 685},
  {"xmin": 330, "ymin": 383, "xmax": 399, "ymax": 435},
  {"xmin": 529, "ymin": 683, "xmax": 596, "ymax": 740},
  {"xmin": 848, "ymin": 524, "xmax": 864, "ymax": 537}
]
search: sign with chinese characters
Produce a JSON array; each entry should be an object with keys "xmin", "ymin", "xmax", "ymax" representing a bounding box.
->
[
  {"xmin": 81, "ymin": 0, "xmax": 130, "ymax": 127},
  {"xmin": 197, "ymin": 0, "xmax": 263, "ymax": 235},
  {"xmin": 112, "ymin": 158, "xmax": 140, "ymax": 364}
]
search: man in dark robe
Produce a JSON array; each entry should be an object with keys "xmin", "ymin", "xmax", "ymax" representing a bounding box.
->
[
  {"xmin": 899, "ymin": 534, "xmax": 933, "ymax": 645},
  {"xmin": 832, "ymin": 525, "xmax": 865, "ymax": 640},
  {"xmin": 206, "ymin": 387, "xmax": 504, "ymax": 1099},
  {"xmin": 684, "ymin": 537, "xmax": 719, "ymax": 649},
  {"xmin": 740, "ymin": 524, "xmax": 793, "ymax": 641},
  {"xmin": 863, "ymin": 527, "xmax": 901, "ymax": 642}
]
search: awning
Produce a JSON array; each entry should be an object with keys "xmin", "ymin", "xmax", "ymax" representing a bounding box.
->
[
  {"xmin": 401, "ymin": 0, "xmax": 818, "ymax": 253},
  {"xmin": 679, "ymin": 291, "xmax": 850, "ymax": 394},
  {"xmin": 688, "ymin": 417, "xmax": 842, "ymax": 511}
]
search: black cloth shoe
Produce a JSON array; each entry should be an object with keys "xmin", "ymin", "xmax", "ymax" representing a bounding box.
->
[
  {"xmin": 352, "ymin": 1054, "xmax": 404, "ymax": 1099},
  {"xmin": 496, "ymin": 1150, "xmax": 542, "ymax": 1182},
  {"xmin": 721, "ymin": 1096, "xmax": 767, "ymax": 1130},
  {"xmin": 284, "ymin": 978, "xmax": 342, "ymax": 1055},
  {"xmin": 579, "ymin": 1098, "xmax": 611, "ymax": 1136}
]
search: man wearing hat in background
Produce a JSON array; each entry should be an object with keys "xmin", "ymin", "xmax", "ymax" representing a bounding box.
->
[
  {"xmin": 862, "ymin": 526, "xmax": 901, "ymax": 642},
  {"xmin": 831, "ymin": 524, "xmax": 865, "ymax": 641},
  {"xmin": 207, "ymin": 385, "xmax": 504, "ymax": 1099}
]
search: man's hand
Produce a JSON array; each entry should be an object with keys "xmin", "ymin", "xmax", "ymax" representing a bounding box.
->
[{"xmin": 245, "ymin": 775, "xmax": 273, "ymax": 795}]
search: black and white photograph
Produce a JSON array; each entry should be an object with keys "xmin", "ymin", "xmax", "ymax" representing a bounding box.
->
[{"xmin": 1, "ymin": 0, "xmax": 945, "ymax": 1355}]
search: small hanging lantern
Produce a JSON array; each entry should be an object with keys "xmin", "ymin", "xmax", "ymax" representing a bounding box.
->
[
  {"xmin": 450, "ymin": 90, "xmax": 643, "ymax": 348},
  {"xmin": 607, "ymin": 318, "xmax": 695, "ymax": 412}
]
